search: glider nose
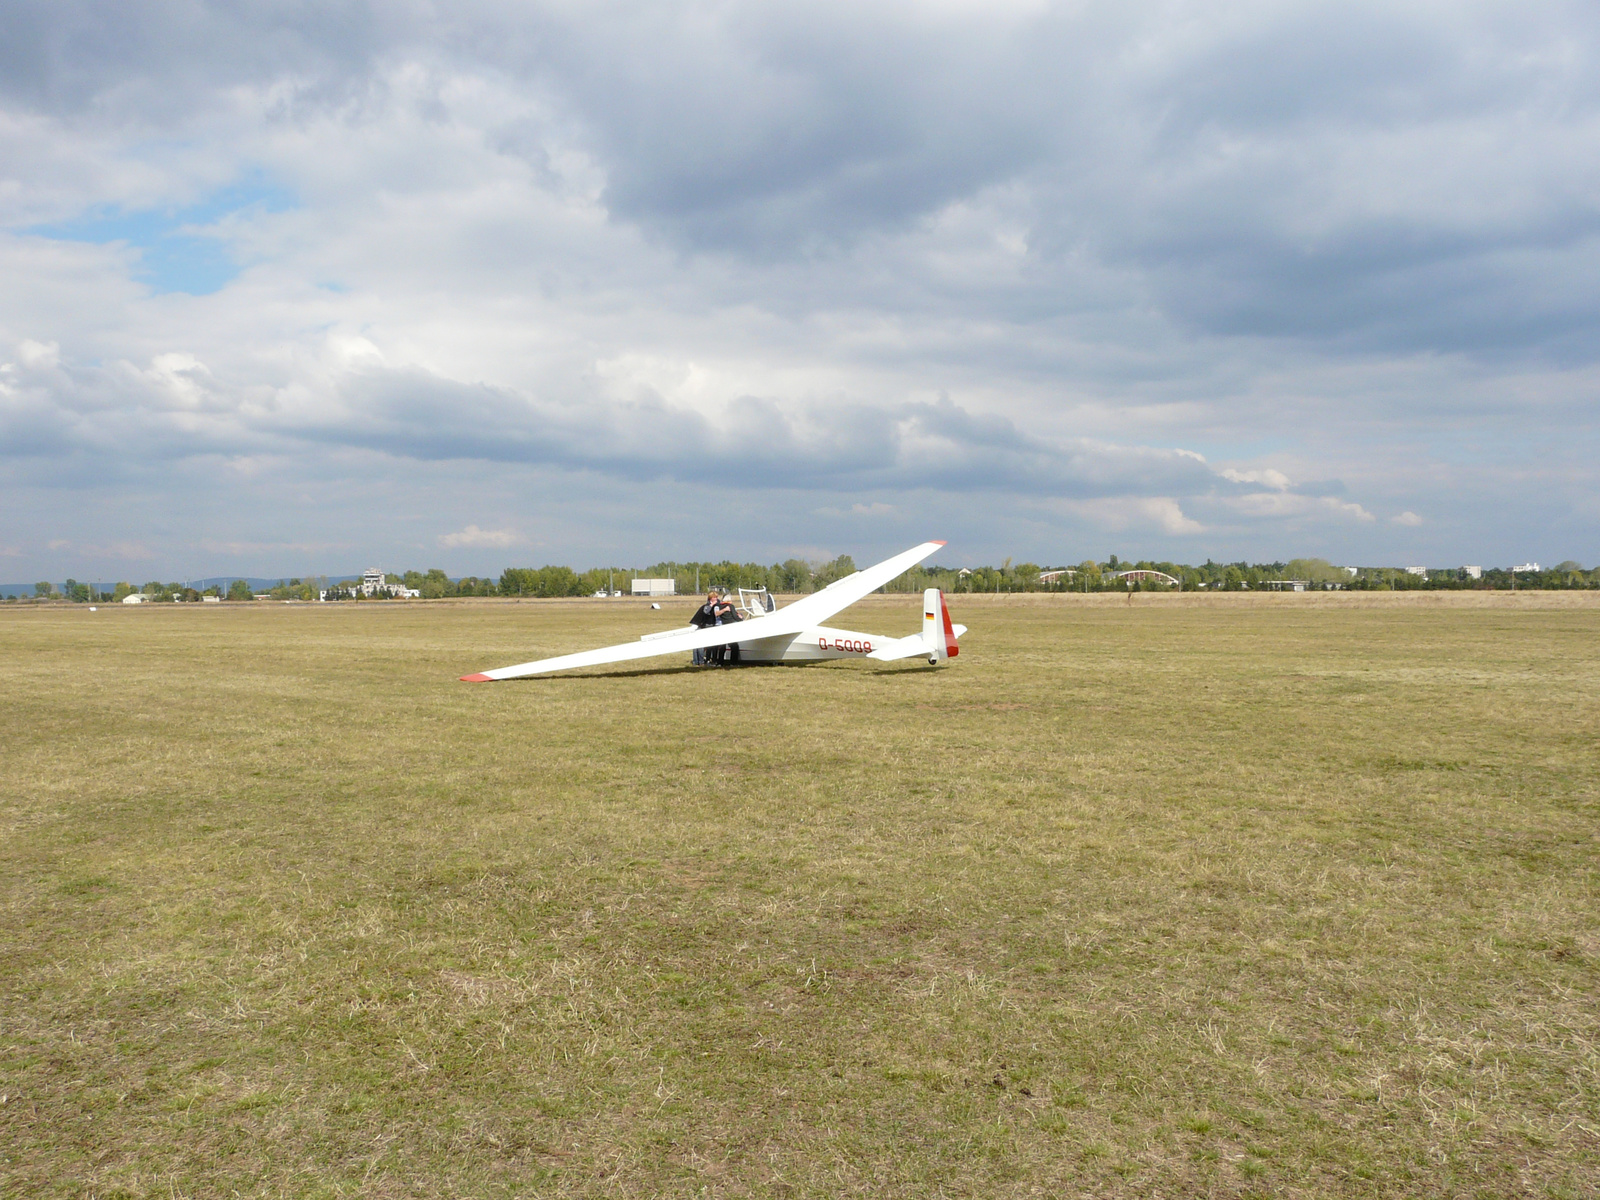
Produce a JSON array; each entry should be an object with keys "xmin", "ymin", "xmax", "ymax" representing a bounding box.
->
[{"xmin": 460, "ymin": 673, "xmax": 493, "ymax": 682}]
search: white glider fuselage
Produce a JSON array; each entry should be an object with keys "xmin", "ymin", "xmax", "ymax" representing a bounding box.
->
[
  {"xmin": 461, "ymin": 540, "xmax": 964, "ymax": 681},
  {"xmin": 720, "ymin": 622, "xmax": 901, "ymax": 664}
]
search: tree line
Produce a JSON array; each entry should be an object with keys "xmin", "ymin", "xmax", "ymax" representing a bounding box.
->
[{"xmin": 12, "ymin": 556, "xmax": 1599, "ymax": 603}]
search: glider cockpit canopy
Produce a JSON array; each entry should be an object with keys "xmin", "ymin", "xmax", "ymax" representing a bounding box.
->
[{"xmin": 736, "ymin": 587, "xmax": 777, "ymax": 618}]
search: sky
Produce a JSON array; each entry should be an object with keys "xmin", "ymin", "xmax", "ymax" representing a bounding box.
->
[{"xmin": 2, "ymin": 0, "xmax": 1597, "ymax": 580}]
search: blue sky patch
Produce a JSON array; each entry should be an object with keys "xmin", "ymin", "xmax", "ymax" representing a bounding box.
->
[{"xmin": 29, "ymin": 179, "xmax": 296, "ymax": 296}]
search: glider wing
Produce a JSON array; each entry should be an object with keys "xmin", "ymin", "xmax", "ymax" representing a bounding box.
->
[
  {"xmin": 461, "ymin": 539, "xmax": 946, "ymax": 681},
  {"xmin": 460, "ymin": 621, "xmax": 788, "ymax": 681},
  {"xmin": 741, "ymin": 540, "xmax": 946, "ymax": 632}
]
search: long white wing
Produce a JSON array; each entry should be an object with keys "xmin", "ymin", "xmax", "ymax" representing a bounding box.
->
[
  {"xmin": 462, "ymin": 539, "xmax": 946, "ymax": 680},
  {"xmin": 748, "ymin": 540, "xmax": 946, "ymax": 632},
  {"xmin": 461, "ymin": 621, "xmax": 786, "ymax": 680}
]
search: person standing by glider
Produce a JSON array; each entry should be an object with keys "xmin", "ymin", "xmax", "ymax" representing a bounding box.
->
[
  {"xmin": 714, "ymin": 592, "xmax": 743, "ymax": 665},
  {"xmin": 689, "ymin": 591, "xmax": 722, "ymax": 665}
]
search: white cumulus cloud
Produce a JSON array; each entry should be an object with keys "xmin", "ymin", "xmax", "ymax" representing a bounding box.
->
[{"xmin": 438, "ymin": 524, "xmax": 522, "ymax": 549}]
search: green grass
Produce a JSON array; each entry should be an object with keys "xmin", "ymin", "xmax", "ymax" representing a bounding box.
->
[{"xmin": 2, "ymin": 592, "xmax": 1597, "ymax": 1197}]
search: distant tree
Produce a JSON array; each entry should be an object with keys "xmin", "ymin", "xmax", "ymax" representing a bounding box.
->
[
  {"xmin": 1283, "ymin": 558, "xmax": 1348, "ymax": 584},
  {"xmin": 778, "ymin": 559, "xmax": 812, "ymax": 592},
  {"xmin": 498, "ymin": 565, "xmax": 582, "ymax": 597},
  {"xmin": 34, "ymin": 581, "xmax": 55, "ymax": 598},
  {"xmin": 811, "ymin": 555, "xmax": 856, "ymax": 589},
  {"xmin": 420, "ymin": 568, "xmax": 453, "ymax": 599},
  {"xmin": 112, "ymin": 581, "xmax": 134, "ymax": 601},
  {"xmin": 227, "ymin": 579, "xmax": 253, "ymax": 601}
]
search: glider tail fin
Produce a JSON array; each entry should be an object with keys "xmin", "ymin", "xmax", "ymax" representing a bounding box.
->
[{"xmin": 921, "ymin": 588, "xmax": 959, "ymax": 662}]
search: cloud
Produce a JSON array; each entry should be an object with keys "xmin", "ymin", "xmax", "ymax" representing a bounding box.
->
[
  {"xmin": 1225, "ymin": 492, "xmax": 1375, "ymax": 523},
  {"xmin": 0, "ymin": 2, "xmax": 1595, "ymax": 576},
  {"xmin": 1220, "ymin": 467, "xmax": 1291, "ymax": 490},
  {"xmin": 438, "ymin": 524, "xmax": 521, "ymax": 549},
  {"xmin": 1391, "ymin": 510, "xmax": 1424, "ymax": 526},
  {"xmin": 18, "ymin": 339, "xmax": 59, "ymax": 369},
  {"xmin": 1054, "ymin": 496, "xmax": 1206, "ymax": 536}
]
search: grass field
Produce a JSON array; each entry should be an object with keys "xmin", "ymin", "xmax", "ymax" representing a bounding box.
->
[{"xmin": 3, "ymin": 592, "xmax": 1598, "ymax": 1198}]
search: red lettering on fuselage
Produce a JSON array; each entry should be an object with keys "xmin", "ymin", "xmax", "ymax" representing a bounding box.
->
[{"xmin": 819, "ymin": 637, "xmax": 872, "ymax": 654}]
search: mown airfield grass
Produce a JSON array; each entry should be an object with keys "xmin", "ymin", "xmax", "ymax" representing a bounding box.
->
[{"xmin": 1, "ymin": 591, "xmax": 1597, "ymax": 1199}]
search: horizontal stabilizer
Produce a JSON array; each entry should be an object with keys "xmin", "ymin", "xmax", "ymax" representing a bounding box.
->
[{"xmin": 866, "ymin": 637, "xmax": 931, "ymax": 662}]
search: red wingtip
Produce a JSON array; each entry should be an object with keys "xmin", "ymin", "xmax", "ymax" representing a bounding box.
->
[
  {"xmin": 459, "ymin": 673, "xmax": 493, "ymax": 683},
  {"xmin": 931, "ymin": 539, "xmax": 947, "ymax": 546}
]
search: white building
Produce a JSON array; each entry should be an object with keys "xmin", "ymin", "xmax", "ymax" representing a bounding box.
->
[
  {"xmin": 122, "ymin": 593, "xmax": 145, "ymax": 604},
  {"xmin": 1405, "ymin": 566, "xmax": 1427, "ymax": 577},
  {"xmin": 631, "ymin": 578, "xmax": 676, "ymax": 597},
  {"xmin": 357, "ymin": 568, "xmax": 419, "ymax": 599},
  {"xmin": 1513, "ymin": 562, "xmax": 1541, "ymax": 573},
  {"xmin": 1461, "ymin": 565, "xmax": 1482, "ymax": 580}
]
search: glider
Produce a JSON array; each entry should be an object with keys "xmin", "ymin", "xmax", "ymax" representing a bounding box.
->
[{"xmin": 461, "ymin": 539, "xmax": 964, "ymax": 681}]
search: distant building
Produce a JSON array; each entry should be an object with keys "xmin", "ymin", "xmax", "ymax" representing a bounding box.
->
[
  {"xmin": 631, "ymin": 578, "xmax": 676, "ymax": 597},
  {"xmin": 1405, "ymin": 566, "xmax": 1426, "ymax": 577},
  {"xmin": 1461, "ymin": 565, "xmax": 1482, "ymax": 580},
  {"xmin": 1513, "ymin": 562, "xmax": 1541, "ymax": 573},
  {"xmin": 1113, "ymin": 570, "xmax": 1180, "ymax": 587},
  {"xmin": 359, "ymin": 568, "xmax": 418, "ymax": 599},
  {"xmin": 121, "ymin": 593, "xmax": 145, "ymax": 604}
]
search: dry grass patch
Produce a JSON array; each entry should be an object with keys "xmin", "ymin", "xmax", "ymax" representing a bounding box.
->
[{"xmin": 2, "ymin": 594, "xmax": 1597, "ymax": 1197}]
